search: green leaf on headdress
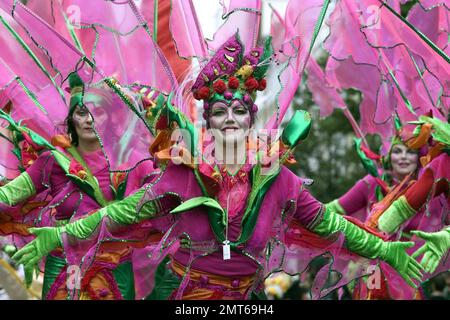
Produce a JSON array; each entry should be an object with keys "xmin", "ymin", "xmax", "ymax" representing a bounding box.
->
[
  {"xmin": 354, "ymin": 138, "xmax": 379, "ymax": 177},
  {"xmin": 68, "ymin": 72, "xmax": 85, "ymax": 109},
  {"xmin": 281, "ymin": 110, "xmax": 312, "ymax": 148},
  {"xmin": 150, "ymin": 94, "xmax": 166, "ymax": 118},
  {"xmin": 394, "ymin": 115, "xmax": 402, "ymax": 132},
  {"xmin": 234, "ymin": 32, "xmax": 244, "ymax": 67},
  {"xmin": 68, "ymin": 72, "xmax": 84, "ymax": 89},
  {"xmin": 420, "ymin": 115, "xmax": 450, "ymax": 147},
  {"xmin": 253, "ymin": 37, "xmax": 273, "ymax": 80}
]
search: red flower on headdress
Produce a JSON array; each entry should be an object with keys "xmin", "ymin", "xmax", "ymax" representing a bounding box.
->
[
  {"xmin": 213, "ymin": 80, "xmax": 227, "ymax": 94},
  {"xmin": 258, "ymin": 79, "xmax": 267, "ymax": 91},
  {"xmin": 155, "ymin": 115, "xmax": 168, "ymax": 130},
  {"xmin": 196, "ymin": 86, "xmax": 212, "ymax": 100},
  {"xmin": 244, "ymin": 77, "xmax": 259, "ymax": 92},
  {"xmin": 193, "ymin": 91, "xmax": 200, "ymax": 100},
  {"xmin": 228, "ymin": 77, "xmax": 240, "ymax": 89}
]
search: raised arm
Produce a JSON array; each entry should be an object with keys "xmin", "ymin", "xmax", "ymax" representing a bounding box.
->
[
  {"xmin": 12, "ymin": 162, "xmax": 191, "ymax": 269},
  {"xmin": 294, "ymin": 188, "xmax": 423, "ymax": 288},
  {"xmin": 11, "ymin": 187, "xmax": 160, "ymax": 268},
  {"xmin": 0, "ymin": 171, "xmax": 36, "ymax": 206},
  {"xmin": 378, "ymin": 166, "xmax": 449, "ymax": 234}
]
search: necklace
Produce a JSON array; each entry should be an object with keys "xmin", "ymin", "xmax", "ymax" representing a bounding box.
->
[{"xmin": 223, "ymin": 193, "xmax": 231, "ymax": 260}]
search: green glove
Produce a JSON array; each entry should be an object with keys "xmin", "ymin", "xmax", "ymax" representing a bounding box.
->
[
  {"xmin": 24, "ymin": 264, "xmax": 40, "ymax": 288},
  {"xmin": 105, "ymin": 189, "xmax": 156, "ymax": 225},
  {"xmin": 378, "ymin": 196, "xmax": 416, "ymax": 234},
  {"xmin": 326, "ymin": 199, "xmax": 347, "ymax": 215},
  {"xmin": 2, "ymin": 244, "xmax": 17, "ymax": 257},
  {"xmin": 63, "ymin": 189, "xmax": 155, "ymax": 240},
  {"xmin": 12, "ymin": 227, "xmax": 63, "ymax": 270},
  {"xmin": 411, "ymin": 228, "xmax": 450, "ymax": 274},
  {"xmin": 312, "ymin": 207, "xmax": 423, "ymax": 288},
  {"xmin": 0, "ymin": 245, "xmax": 39, "ymax": 288},
  {"xmin": 0, "ymin": 171, "xmax": 36, "ymax": 205},
  {"xmin": 64, "ymin": 210, "xmax": 106, "ymax": 239},
  {"xmin": 12, "ymin": 190, "xmax": 156, "ymax": 273}
]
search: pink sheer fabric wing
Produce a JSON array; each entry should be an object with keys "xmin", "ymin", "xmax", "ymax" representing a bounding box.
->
[{"xmin": 207, "ymin": 0, "xmax": 262, "ymax": 55}]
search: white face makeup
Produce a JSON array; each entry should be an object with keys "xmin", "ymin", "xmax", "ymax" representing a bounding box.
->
[
  {"xmin": 390, "ymin": 143, "xmax": 419, "ymax": 180},
  {"xmin": 208, "ymin": 100, "xmax": 251, "ymax": 144}
]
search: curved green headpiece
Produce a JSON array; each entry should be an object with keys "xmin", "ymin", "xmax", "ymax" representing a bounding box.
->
[
  {"xmin": 68, "ymin": 72, "xmax": 84, "ymax": 110},
  {"xmin": 281, "ymin": 110, "xmax": 312, "ymax": 148}
]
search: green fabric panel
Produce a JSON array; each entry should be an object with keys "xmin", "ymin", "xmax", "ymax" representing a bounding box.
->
[
  {"xmin": 0, "ymin": 171, "xmax": 36, "ymax": 206},
  {"xmin": 145, "ymin": 257, "xmax": 180, "ymax": 300},
  {"xmin": 42, "ymin": 254, "xmax": 67, "ymax": 300},
  {"xmin": 354, "ymin": 138, "xmax": 379, "ymax": 177},
  {"xmin": 112, "ymin": 260, "xmax": 135, "ymax": 300},
  {"xmin": 66, "ymin": 146, "xmax": 109, "ymax": 207},
  {"xmin": 250, "ymin": 289, "xmax": 268, "ymax": 300},
  {"xmin": 171, "ymin": 197, "xmax": 224, "ymax": 216}
]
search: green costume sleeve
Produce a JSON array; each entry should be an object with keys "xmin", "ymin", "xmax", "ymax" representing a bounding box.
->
[
  {"xmin": 377, "ymin": 196, "xmax": 416, "ymax": 234},
  {"xmin": 312, "ymin": 207, "xmax": 423, "ymax": 287},
  {"xmin": 12, "ymin": 189, "xmax": 158, "ymax": 270},
  {"xmin": 312, "ymin": 207, "xmax": 386, "ymax": 259},
  {"xmin": 326, "ymin": 199, "xmax": 347, "ymax": 215},
  {"xmin": 0, "ymin": 172, "xmax": 36, "ymax": 206},
  {"xmin": 64, "ymin": 188, "xmax": 156, "ymax": 239}
]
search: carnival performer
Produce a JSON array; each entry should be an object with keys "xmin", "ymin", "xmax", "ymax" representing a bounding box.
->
[
  {"xmin": 0, "ymin": 72, "xmax": 156, "ymax": 300},
  {"xmin": 346, "ymin": 115, "xmax": 449, "ymax": 299},
  {"xmin": 322, "ymin": 129, "xmax": 424, "ymax": 299},
  {"xmin": 372, "ymin": 115, "xmax": 449, "ymax": 276},
  {"xmin": 326, "ymin": 130, "xmax": 421, "ymax": 222},
  {"xmin": 12, "ymin": 35, "xmax": 424, "ymax": 300}
]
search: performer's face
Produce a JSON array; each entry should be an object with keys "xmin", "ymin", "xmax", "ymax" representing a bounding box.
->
[
  {"xmin": 390, "ymin": 143, "xmax": 419, "ymax": 178},
  {"xmin": 72, "ymin": 105, "xmax": 99, "ymax": 144},
  {"xmin": 208, "ymin": 100, "xmax": 251, "ymax": 144}
]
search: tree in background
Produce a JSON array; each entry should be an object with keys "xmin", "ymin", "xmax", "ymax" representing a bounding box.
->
[
  {"xmin": 288, "ymin": 71, "xmax": 381, "ymax": 203},
  {"xmin": 287, "ymin": 0, "xmax": 418, "ymax": 203}
]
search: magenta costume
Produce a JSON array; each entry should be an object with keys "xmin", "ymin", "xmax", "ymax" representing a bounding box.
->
[
  {"xmin": 21, "ymin": 143, "xmax": 154, "ymax": 299},
  {"xmin": 1, "ymin": 0, "xmax": 447, "ymax": 301},
  {"xmin": 26, "ymin": 149, "xmax": 154, "ymax": 223},
  {"xmin": 338, "ymin": 175, "xmax": 381, "ymax": 222},
  {"xmin": 335, "ymin": 151, "xmax": 448, "ymax": 299},
  {"xmin": 58, "ymin": 125, "xmax": 380, "ymax": 300}
]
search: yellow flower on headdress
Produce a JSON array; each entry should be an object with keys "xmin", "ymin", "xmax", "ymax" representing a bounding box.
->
[{"xmin": 235, "ymin": 65, "xmax": 254, "ymax": 80}]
